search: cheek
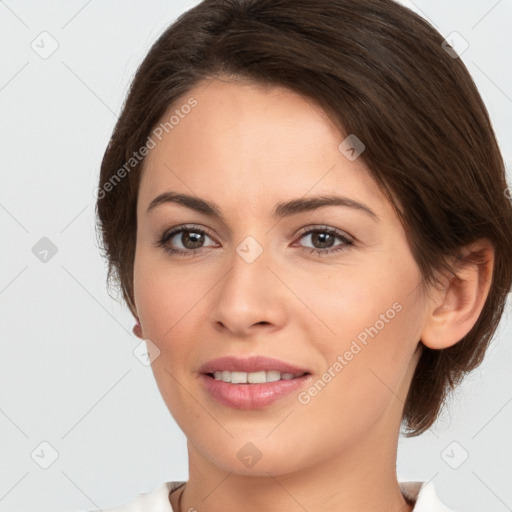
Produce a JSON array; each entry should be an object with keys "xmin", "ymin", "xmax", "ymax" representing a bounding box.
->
[
  {"xmin": 286, "ymin": 262, "xmax": 412, "ymax": 351},
  {"xmin": 296, "ymin": 306, "xmax": 420, "ymax": 445},
  {"xmin": 314, "ymin": 248, "xmax": 424, "ymax": 352},
  {"xmin": 133, "ymin": 256, "xmax": 207, "ymax": 427},
  {"xmin": 293, "ymin": 260, "xmax": 424, "ymax": 409},
  {"xmin": 133, "ymin": 249, "xmax": 210, "ymax": 343}
]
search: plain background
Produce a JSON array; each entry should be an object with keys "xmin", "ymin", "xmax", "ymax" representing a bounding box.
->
[{"xmin": 0, "ymin": 1, "xmax": 511, "ymax": 511}]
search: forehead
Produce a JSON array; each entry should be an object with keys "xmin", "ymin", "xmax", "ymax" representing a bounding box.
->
[{"xmin": 137, "ymin": 78, "xmax": 390, "ymax": 219}]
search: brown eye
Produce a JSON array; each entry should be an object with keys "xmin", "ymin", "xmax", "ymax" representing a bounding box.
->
[
  {"xmin": 294, "ymin": 226, "xmax": 354, "ymax": 256},
  {"xmin": 177, "ymin": 230, "xmax": 205, "ymax": 250},
  {"xmin": 155, "ymin": 224, "xmax": 218, "ymax": 257},
  {"xmin": 308, "ymin": 231, "xmax": 337, "ymax": 249}
]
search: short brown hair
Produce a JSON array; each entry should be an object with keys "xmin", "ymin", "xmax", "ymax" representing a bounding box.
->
[{"xmin": 95, "ymin": 0, "xmax": 512, "ymax": 436}]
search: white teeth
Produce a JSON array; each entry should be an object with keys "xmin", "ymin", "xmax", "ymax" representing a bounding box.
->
[
  {"xmin": 231, "ymin": 371, "xmax": 247, "ymax": 384},
  {"xmin": 212, "ymin": 370, "xmax": 304, "ymax": 384},
  {"xmin": 248, "ymin": 371, "xmax": 266, "ymax": 384},
  {"xmin": 266, "ymin": 370, "xmax": 281, "ymax": 382}
]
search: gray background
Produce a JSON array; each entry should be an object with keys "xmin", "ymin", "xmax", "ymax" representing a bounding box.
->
[{"xmin": 0, "ymin": 1, "xmax": 511, "ymax": 511}]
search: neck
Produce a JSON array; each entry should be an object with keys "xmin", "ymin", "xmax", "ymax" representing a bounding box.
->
[{"xmin": 178, "ymin": 427, "xmax": 413, "ymax": 512}]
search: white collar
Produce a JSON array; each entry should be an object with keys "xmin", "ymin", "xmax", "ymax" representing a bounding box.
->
[
  {"xmin": 400, "ymin": 481, "xmax": 457, "ymax": 511},
  {"xmin": 102, "ymin": 480, "xmax": 457, "ymax": 511}
]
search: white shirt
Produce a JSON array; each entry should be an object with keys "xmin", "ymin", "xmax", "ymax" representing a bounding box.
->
[{"xmin": 78, "ymin": 480, "xmax": 459, "ymax": 511}]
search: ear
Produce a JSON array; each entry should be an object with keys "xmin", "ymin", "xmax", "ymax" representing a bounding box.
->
[
  {"xmin": 133, "ymin": 316, "xmax": 144, "ymax": 339},
  {"xmin": 420, "ymin": 238, "xmax": 495, "ymax": 350}
]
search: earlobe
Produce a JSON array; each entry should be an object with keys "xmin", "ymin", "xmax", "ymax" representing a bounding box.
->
[
  {"xmin": 133, "ymin": 317, "xmax": 144, "ymax": 339},
  {"xmin": 420, "ymin": 238, "xmax": 494, "ymax": 350}
]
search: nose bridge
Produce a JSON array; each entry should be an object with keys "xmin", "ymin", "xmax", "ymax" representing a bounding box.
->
[
  {"xmin": 223, "ymin": 233, "xmax": 272, "ymax": 302},
  {"xmin": 236, "ymin": 234, "xmax": 266, "ymax": 266},
  {"xmin": 211, "ymin": 233, "xmax": 287, "ymax": 333}
]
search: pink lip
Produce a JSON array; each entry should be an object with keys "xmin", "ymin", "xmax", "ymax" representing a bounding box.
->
[
  {"xmin": 199, "ymin": 374, "xmax": 312, "ymax": 409},
  {"xmin": 198, "ymin": 355, "xmax": 312, "ymax": 409},
  {"xmin": 198, "ymin": 355, "xmax": 309, "ymax": 375}
]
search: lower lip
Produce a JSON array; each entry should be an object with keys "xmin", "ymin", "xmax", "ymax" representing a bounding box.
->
[{"xmin": 200, "ymin": 373, "xmax": 312, "ymax": 409}]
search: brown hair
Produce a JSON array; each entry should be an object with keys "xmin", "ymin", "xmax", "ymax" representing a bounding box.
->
[{"xmin": 95, "ymin": 0, "xmax": 512, "ymax": 436}]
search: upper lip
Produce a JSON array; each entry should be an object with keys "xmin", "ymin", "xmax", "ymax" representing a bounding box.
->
[{"xmin": 199, "ymin": 356, "xmax": 310, "ymax": 375}]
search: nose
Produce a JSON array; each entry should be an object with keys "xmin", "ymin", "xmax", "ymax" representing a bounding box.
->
[{"xmin": 210, "ymin": 239, "xmax": 289, "ymax": 338}]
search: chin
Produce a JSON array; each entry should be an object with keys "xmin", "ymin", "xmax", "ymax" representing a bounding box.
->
[
  {"xmin": 192, "ymin": 433, "xmax": 320, "ymax": 478},
  {"xmin": 213, "ymin": 452, "xmax": 303, "ymax": 477}
]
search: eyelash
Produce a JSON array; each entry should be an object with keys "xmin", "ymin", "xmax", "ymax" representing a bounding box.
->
[{"xmin": 154, "ymin": 224, "xmax": 354, "ymax": 258}]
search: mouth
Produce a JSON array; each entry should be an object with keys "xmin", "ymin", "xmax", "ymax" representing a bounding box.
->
[
  {"xmin": 204, "ymin": 370, "xmax": 310, "ymax": 384},
  {"xmin": 198, "ymin": 355, "xmax": 312, "ymax": 409}
]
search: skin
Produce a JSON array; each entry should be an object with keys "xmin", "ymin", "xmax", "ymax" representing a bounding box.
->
[{"xmin": 132, "ymin": 77, "xmax": 494, "ymax": 512}]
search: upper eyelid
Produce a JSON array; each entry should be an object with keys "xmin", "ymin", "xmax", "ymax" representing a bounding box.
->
[
  {"xmin": 165, "ymin": 224, "xmax": 217, "ymax": 240},
  {"xmin": 295, "ymin": 224, "xmax": 352, "ymax": 239}
]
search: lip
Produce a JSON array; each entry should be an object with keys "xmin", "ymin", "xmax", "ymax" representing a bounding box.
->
[
  {"xmin": 199, "ymin": 373, "xmax": 312, "ymax": 409},
  {"xmin": 198, "ymin": 355, "xmax": 310, "ymax": 375},
  {"xmin": 198, "ymin": 355, "xmax": 312, "ymax": 409}
]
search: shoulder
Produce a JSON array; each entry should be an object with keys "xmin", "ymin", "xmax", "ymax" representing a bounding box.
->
[
  {"xmin": 80, "ymin": 481, "xmax": 186, "ymax": 512},
  {"xmin": 77, "ymin": 480, "xmax": 460, "ymax": 512},
  {"xmin": 400, "ymin": 481, "xmax": 461, "ymax": 512}
]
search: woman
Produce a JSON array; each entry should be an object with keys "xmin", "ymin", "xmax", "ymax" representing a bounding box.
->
[{"xmin": 92, "ymin": 0, "xmax": 512, "ymax": 510}]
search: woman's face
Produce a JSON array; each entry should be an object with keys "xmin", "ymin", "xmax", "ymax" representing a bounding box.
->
[{"xmin": 133, "ymin": 78, "xmax": 428, "ymax": 475}]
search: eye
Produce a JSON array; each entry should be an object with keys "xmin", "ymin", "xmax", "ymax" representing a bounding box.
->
[
  {"xmin": 292, "ymin": 225, "xmax": 354, "ymax": 256},
  {"xmin": 154, "ymin": 224, "xmax": 218, "ymax": 257},
  {"xmin": 154, "ymin": 224, "xmax": 354, "ymax": 258}
]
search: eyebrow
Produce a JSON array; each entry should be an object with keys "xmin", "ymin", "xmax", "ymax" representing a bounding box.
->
[{"xmin": 146, "ymin": 191, "xmax": 378, "ymax": 221}]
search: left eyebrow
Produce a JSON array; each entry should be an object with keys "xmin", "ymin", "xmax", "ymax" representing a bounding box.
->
[
  {"xmin": 146, "ymin": 191, "xmax": 378, "ymax": 222},
  {"xmin": 273, "ymin": 194, "xmax": 378, "ymax": 221}
]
